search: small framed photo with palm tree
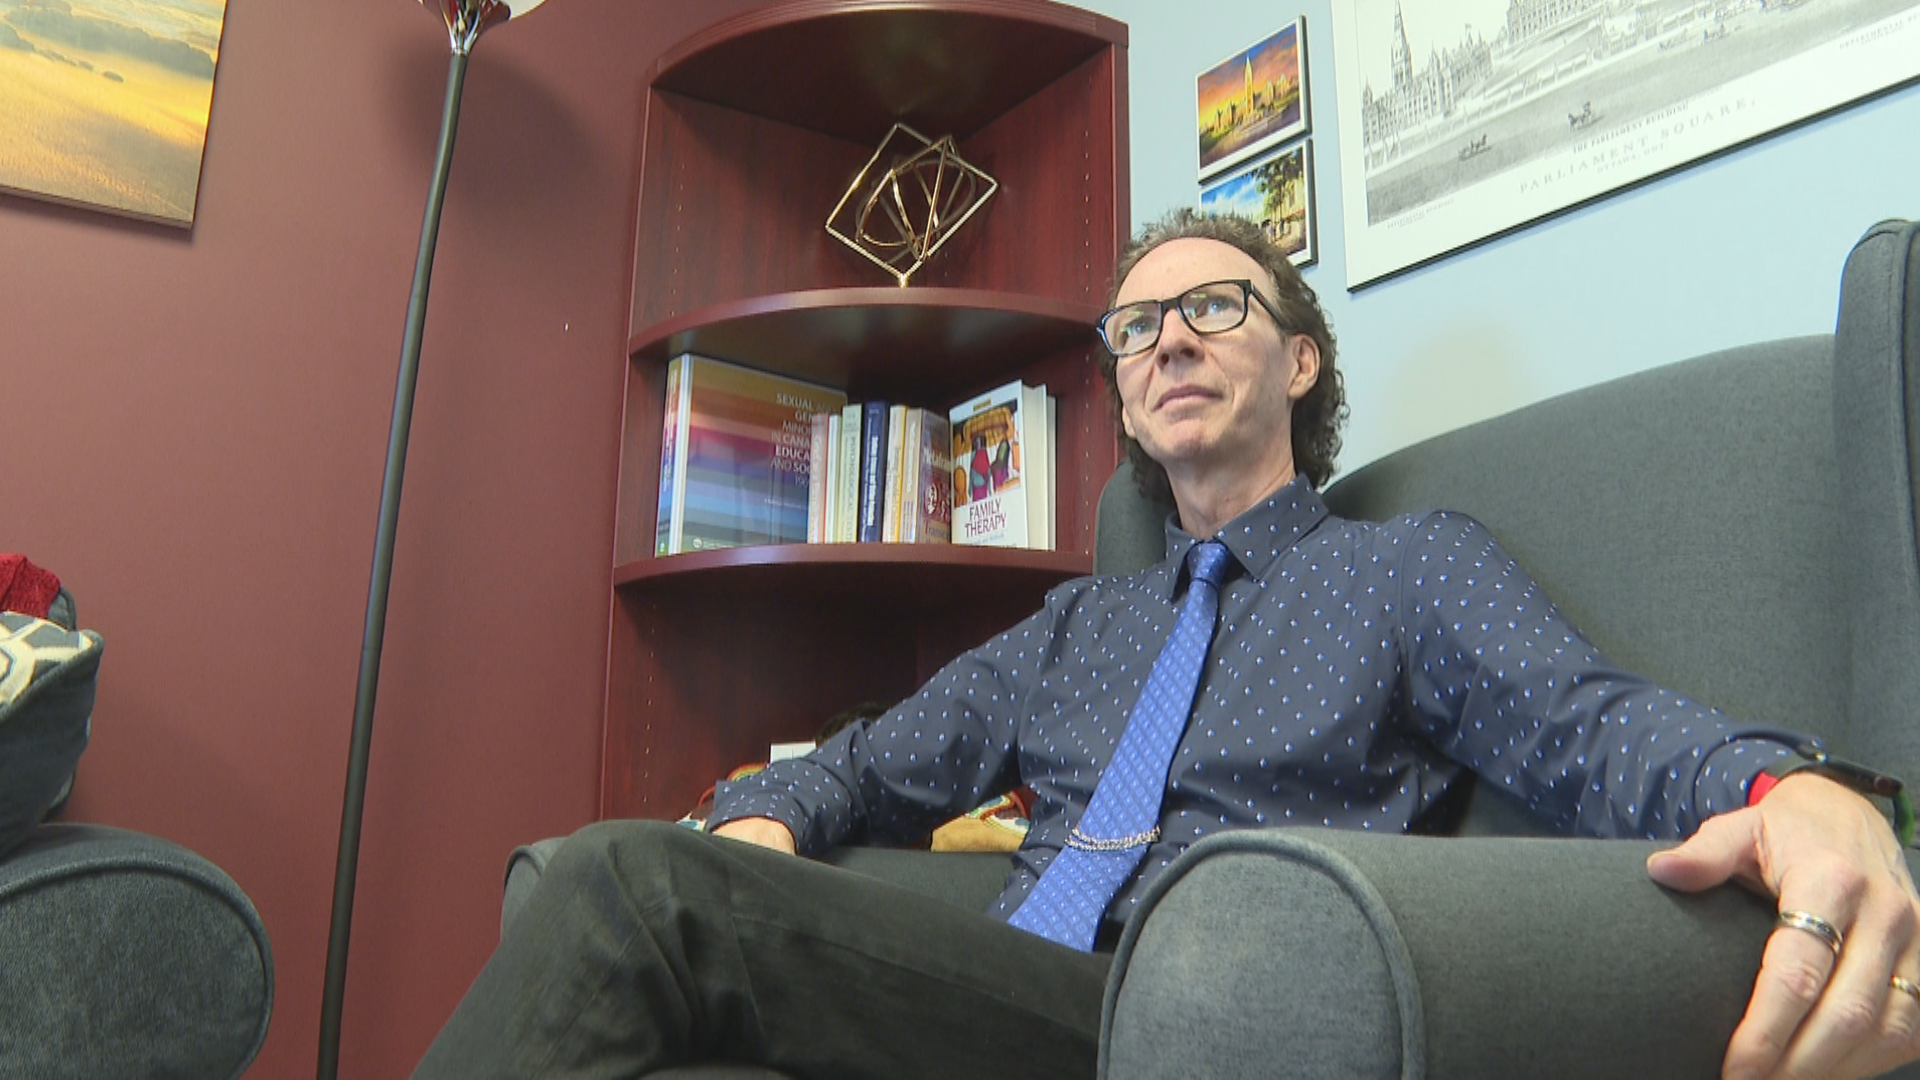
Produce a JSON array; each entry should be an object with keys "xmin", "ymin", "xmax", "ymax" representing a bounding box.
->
[{"xmin": 1198, "ymin": 139, "xmax": 1315, "ymax": 268}]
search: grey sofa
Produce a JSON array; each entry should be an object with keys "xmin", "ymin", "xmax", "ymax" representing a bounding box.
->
[
  {"xmin": 0, "ymin": 591, "xmax": 272, "ymax": 1080},
  {"xmin": 502, "ymin": 218, "xmax": 1920, "ymax": 1078}
]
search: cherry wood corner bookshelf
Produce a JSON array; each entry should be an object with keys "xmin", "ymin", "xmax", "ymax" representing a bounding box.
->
[{"xmin": 604, "ymin": 0, "xmax": 1129, "ymax": 820}]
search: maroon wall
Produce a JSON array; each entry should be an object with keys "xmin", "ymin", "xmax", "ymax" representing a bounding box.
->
[{"xmin": 2, "ymin": 0, "xmax": 772, "ymax": 1076}]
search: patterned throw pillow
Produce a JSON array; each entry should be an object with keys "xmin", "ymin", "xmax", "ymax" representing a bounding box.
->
[{"xmin": 0, "ymin": 613, "xmax": 102, "ymax": 859}]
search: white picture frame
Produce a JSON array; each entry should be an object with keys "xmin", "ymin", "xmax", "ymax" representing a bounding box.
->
[
  {"xmin": 1198, "ymin": 17, "xmax": 1311, "ymax": 182},
  {"xmin": 1330, "ymin": 0, "xmax": 1920, "ymax": 287},
  {"xmin": 1199, "ymin": 140, "xmax": 1317, "ymax": 268}
]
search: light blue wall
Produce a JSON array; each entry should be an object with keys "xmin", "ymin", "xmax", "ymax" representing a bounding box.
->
[{"xmin": 1084, "ymin": 0, "xmax": 1920, "ymax": 473}]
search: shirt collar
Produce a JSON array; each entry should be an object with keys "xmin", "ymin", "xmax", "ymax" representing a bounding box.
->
[{"xmin": 1151, "ymin": 475, "xmax": 1330, "ymax": 600}]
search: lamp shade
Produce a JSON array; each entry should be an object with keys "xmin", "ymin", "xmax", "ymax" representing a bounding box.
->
[
  {"xmin": 420, "ymin": 0, "xmax": 547, "ymax": 52},
  {"xmin": 420, "ymin": 0, "xmax": 548, "ymax": 21}
]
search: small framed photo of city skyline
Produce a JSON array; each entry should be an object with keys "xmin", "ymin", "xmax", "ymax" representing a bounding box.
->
[
  {"xmin": 1198, "ymin": 140, "xmax": 1317, "ymax": 268},
  {"xmin": 1197, "ymin": 18, "xmax": 1310, "ymax": 182}
]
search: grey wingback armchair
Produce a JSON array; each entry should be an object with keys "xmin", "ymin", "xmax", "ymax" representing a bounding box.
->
[
  {"xmin": 1095, "ymin": 218, "xmax": 1920, "ymax": 1079},
  {"xmin": 0, "ymin": 587, "xmax": 273, "ymax": 1080},
  {"xmin": 501, "ymin": 219, "xmax": 1920, "ymax": 1079}
]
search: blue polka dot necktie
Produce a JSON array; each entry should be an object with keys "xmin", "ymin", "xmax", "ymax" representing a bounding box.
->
[{"xmin": 1008, "ymin": 539, "xmax": 1233, "ymax": 951}]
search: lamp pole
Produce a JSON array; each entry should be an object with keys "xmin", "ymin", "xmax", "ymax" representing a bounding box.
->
[{"xmin": 318, "ymin": 3, "xmax": 547, "ymax": 1076}]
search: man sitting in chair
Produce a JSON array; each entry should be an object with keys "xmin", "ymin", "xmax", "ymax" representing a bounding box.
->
[{"xmin": 416, "ymin": 211, "xmax": 1920, "ymax": 1080}]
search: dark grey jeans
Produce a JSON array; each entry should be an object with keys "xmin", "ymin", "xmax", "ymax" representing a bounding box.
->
[{"xmin": 413, "ymin": 821, "xmax": 1112, "ymax": 1080}]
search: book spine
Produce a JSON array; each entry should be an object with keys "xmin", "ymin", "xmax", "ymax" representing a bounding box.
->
[
  {"xmin": 836, "ymin": 403, "xmax": 861, "ymax": 542},
  {"xmin": 857, "ymin": 401, "xmax": 889, "ymax": 542},
  {"xmin": 806, "ymin": 411, "xmax": 832, "ymax": 543},
  {"xmin": 920, "ymin": 411, "xmax": 952, "ymax": 544},
  {"xmin": 655, "ymin": 356, "xmax": 686, "ymax": 556},
  {"xmin": 822, "ymin": 413, "xmax": 841, "ymax": 542},
  {"xmin": 1019, "ymin": 383, "xmax": 1049, "ymax": 552},
  {"xmin": 897, "ymin": 407, "xmax": 922, "ymax": 543},
  {"xmin": 883, "ymin": 403, "xmax": 910, "ymax": 542},
  {"xmin": 1045, "ymin": 393, "xmax": 1057, "ymax": 551}
]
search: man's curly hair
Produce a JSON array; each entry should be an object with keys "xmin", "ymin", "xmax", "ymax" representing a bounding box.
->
[{"xmin": 1099, "ymin": 209, "xmax": 1345, "ymax": 501}]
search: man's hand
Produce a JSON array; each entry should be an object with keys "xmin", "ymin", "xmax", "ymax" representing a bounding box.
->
[
  {"xmin": 1647, "ymin": 774, "xmax": 1920, "ymax": 1079},
  {"xmin": 710, "ymin": 816, "xmax": 797, "ymax": 854}
]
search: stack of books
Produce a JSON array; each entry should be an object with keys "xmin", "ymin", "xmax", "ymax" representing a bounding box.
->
[
  {"xmin": 811, "ymin": 378, "xmax": 1055, "ymax": 550},
  {"xmin": 655, "ymin": 354, "xmax": 1055, "ymax": 554},
  {"xmin": 807, "ymin": 401, "xmax": 955, "ymax": 545}
]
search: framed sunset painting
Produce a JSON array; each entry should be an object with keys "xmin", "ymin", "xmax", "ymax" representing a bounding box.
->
[
  {"xmin": 0, "ymin": 0, "xmax": 227, "ymax": 226},
  {"xmin": 1197, "ymin": 18, "xmax": 1310, "ymax": 182}
]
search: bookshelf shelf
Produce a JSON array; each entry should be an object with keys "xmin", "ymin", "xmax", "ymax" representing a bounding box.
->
[
  {"xmin": 614, "ymin": 543, "xmax": 1092, "ymax": 599},
  {"xmin": 649, "ymin": 1, "xmax": 1124, "ymax": 144},
  {"xmin": 627, "ymin": 289, "xmax": 1106, "ymax": 402},
  {"xmin": 603, "ymin": 0, "xmax": 1128, "ymax": 820}
]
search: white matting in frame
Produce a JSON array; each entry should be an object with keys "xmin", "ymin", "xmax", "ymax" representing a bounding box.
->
[
  {"xmin": 1199, "ymin": 140, "xmax": 1317, "ymax": 268},
  {"xmin": 1330, "ymin": 0, "xmax": 1920, "ymax": 288},
  {"xmin": 1198, "ymin": 17, "xmax": 1310, "ymax": 182}
]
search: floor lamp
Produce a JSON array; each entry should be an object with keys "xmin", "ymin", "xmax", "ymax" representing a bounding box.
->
[{"xmin": 318, "ymin": 1, "xmax": 549, "ymax": 1077}]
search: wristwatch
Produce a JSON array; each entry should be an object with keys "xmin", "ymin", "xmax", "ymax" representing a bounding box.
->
[{"xmin": 1760, "ymin": 740, "xmax": 1915, "ymax": 847}]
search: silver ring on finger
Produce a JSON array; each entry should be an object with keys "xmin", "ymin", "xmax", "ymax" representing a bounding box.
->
[
  {"xmin": 1777, "ymin": 910, "xmax": 1844, "ymax": 957},
  {"xmin": 1892, "ymin": 975, "xmax": 1920, "ymax": 1004}
]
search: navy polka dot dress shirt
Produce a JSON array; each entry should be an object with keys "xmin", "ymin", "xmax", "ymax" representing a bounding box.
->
[{"xmin": 712, "ymin": 477, "xmax": 1803, "ymax": 935}]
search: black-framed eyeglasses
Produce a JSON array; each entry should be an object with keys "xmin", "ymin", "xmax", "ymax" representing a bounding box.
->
[{"xmin": 1096, "ymin": 279, "xmax": 1286, "ymax": 359}]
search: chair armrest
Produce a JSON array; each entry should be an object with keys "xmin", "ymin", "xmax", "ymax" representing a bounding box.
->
[
  {"xmin": 1099, "ymin": 829, "xmax": 1824, "ymax": 1080},
  {"xmin": 502, "ymin": 836, "xmax": 566, "ymax": 939},
  {"xmin": 0, "ymin": 824, "xmax": 273, "ymax": 1080}
]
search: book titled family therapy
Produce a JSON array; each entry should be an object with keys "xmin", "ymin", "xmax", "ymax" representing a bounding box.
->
[{"xmin": 949, "ymin": 380, "xmax": 1054, "ymax": 550}]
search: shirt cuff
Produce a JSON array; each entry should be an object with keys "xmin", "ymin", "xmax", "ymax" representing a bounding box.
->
[
  {"xmin": 1694, "ymin": 737, "xmax": 1798, "ymax": 816},
  {"xmin": 706, "ymin": 785, "xmax": 816, "ymax": 851}
]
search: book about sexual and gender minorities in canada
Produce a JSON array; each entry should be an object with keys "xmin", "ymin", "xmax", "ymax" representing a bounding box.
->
[
  {"xmin": 656, "ymin": 354, "xmax": 847, "ymax": 556},
  {"xmin": 948, "ymin": 380, "xmax": 1051, "ymax": 549}
]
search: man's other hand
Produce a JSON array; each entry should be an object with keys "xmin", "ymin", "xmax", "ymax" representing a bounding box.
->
[
  {"xmin": 1648, "ymin": 773, "xmax": 1920, "ymax": 1079},
  {"xmin": 710, "ymin": 817, "xmax": 798, "ymax": 854}
]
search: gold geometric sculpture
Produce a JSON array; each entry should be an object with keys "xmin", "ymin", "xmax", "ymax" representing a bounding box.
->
[{"xmin": 827, "ymin": 124, "xmax": 998, "ymax": 287}]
